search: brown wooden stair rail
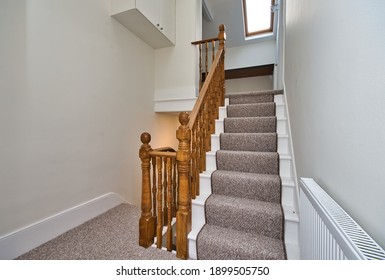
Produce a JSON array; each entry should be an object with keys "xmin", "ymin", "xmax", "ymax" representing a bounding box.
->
[
  {"xmin": 139, "ymin": 133, "xmax": 178, "ymax": 252},
  {"xmin": 139, "ymin": 24, "xmax": 226, "ymax": 259}
]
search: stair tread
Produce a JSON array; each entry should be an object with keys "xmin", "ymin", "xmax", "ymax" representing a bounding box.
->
[
  {"xmin": 212, "ymin": 170, "xmax": 281, "ymax": 203},
  {"xmin": 225, "ymin": 89, "xmax": 283, "ymax": 98},
  {"xmin": 212, "ymin": 133, "xmax": 289, "ymax": 138},
  {"xmin": 216, "ymin": 150, "xmax": 279, "ymax": 175},
  {"xmin": 220, "ymin": 132, "xmax": 277, "ymax": 152},
  {"xmin": 224, "ymin": 116, "xmax": 277, "ymax": 134},
  {"xmin": 197, "ymin": 224, "xmax": 286, "ymax": 260},
  {"xmin": 227, "ymin": 102, "xmax": 275, "ymax": 118},
  {"xmin": 206, "ymin": 194, "xmax": 284, "ymax": 239}
]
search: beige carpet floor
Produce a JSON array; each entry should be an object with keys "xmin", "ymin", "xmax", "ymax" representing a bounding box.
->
[{"xmin": 16, "ymin": 203, "xmax": 178, "ymax": 260}]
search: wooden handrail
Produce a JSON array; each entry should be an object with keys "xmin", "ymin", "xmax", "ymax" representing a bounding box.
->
[
  {"xmin": 191, "ymin": 36, "xmax": 219, "ymax": 45},
  {"xmin": 149, "ymin": 151, "xmax": 177, "ymax": 158},
  {"xmin": 139, "ymin": 24, "xmax": 226, "ymax": 260},
  {"xmin": 175, "ymin": 24, "xmax": 226, "ymax": 259},
  {"xmin": 188, "ymin": 48, "xmax": 224, "ymax": 127},
  {"xmin": 153, "ymin": 147, "xmax": 176, "ymax": 152}
]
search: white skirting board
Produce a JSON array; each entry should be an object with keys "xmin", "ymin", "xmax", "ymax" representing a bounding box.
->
[{"xmin": 0, "ymin": 193, "xmax": 126, "ymax": 260}]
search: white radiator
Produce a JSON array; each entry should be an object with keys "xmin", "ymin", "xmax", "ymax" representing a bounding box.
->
[{"xmin": 299, "ymin": 178, "xmax": 385, "ymax": 260}]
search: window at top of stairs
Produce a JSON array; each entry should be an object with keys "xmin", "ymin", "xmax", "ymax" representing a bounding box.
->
[{"xmin": 242, "ymin": 0, "xmax": 275, "ymax": 38}]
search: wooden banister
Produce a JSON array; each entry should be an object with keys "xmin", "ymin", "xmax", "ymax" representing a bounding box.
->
[
  {"xmin": 139, "ymin": 24, "xmax": 226, "ymax": 259},
  {"xmin": 139, "ymin": 132, "xmax": 155, "ymax": 248},
  {"xmin": 175, "ymin": 24, "xmax": 226, "ymax": 259},
  {"xmin": 191, "ymin": 36, "xmax": 219, "ymax": 45}
]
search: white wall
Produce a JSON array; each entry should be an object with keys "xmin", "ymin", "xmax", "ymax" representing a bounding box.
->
[
  {"xmin": 225, "ymin": 41, "xmax": 276, "ymax": 70},
  {"xmin": 0, "ymin": 0, "xmax": 178, "ymax": 237},
  {"xmin": 154, "ymin": 0, "xmax": 202, "ymax": 102},
  {"xmin": 284, "ymin": 0, "xmax": 385, "ymax": 248}
]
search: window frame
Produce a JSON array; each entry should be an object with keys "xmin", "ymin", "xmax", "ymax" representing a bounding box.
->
[{"xmin": 242, "ymin": 0, "xmax": 275, "ymax": 38}]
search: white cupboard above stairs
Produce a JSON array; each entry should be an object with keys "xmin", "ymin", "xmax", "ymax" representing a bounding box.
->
[{"xmin": 110, "ymin": 0, "xmax": 176, "ymax": 49}]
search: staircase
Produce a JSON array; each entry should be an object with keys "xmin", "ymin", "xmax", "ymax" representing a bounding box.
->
[
  {"xmin": 188, "ymin": 89, "xmax": 299, "ymax": 259},
  {"xmin": 138, "ymin": 25, "xmax": 299, "ymax": 259}
]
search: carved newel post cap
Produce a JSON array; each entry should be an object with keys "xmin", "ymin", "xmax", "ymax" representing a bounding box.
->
[
  {"xmin": 179, "ymin": 112, "xmax": 189, "ymax": 126},
  {"xmin": 140, "ymin": 132, "xmax": 151, "ymax": 144},
  {"xmin": 218, "ymin": 24, "xmax": 226, "ymax": 42}
]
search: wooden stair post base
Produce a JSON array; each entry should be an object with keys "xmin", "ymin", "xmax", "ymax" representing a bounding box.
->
[
  {"xmin": 139, "ymin": 132, "xmax": 155, "ymax": 247},
  {"xmin": 176, "ymin": 112, "xmax": 191, "ymax": 259}
]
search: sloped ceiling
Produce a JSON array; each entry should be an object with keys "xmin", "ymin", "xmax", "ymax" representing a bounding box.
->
[{"xmin": 202, "ymin": 0, "xmax": 275, "ymax": 48}]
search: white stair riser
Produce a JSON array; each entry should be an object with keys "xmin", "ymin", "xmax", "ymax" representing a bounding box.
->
[
  {"xmin": 215, "ymin": 119, "xmax": 287, "ymax": 135},
  {"xmin": 211, "ymin": 134, "xmax": 289, "ymax": 154},
  {"xmin": 219, "ymin": 107, "xmax": 227, "ymax": 121},
  {"xmin": 215, "ymin": 120, "xmax": 224, "ymax": 134},
  {"xmin": 279, "ymin": 157, "xmax": 292, "ymax": 177},
  {"xmin": 188, "ymin": 238, "xmax": 197, "ymax": 259},
  {"xmin": 274, "ymin": 94, "xmax": 284, "ymax": 103},
  {"xmin": 206, "ymin": 152, "xmax": 217, "ymax": 172},
  {"xmin": 282, "ymin": 185, "xmax": 295, "ymax": 206},
  {"xmin": 204, "ymin": 152, "xmax": 292, "ymax": 177},
  {"xmin": 278, "ymin": 136, "xmax": 289, "ymax": 154},
  {"xmin": 277, "ymin": 119, "xmax": 287, "ymax": 134},
  {"xmin": 276, "ymin": 104, "xmax": 286, "ymax": 118},
  {"xmin": 199, "ymin": 173, "xmax": 212, "ymax": 195},
  {"xmin": 191, "ymin": 201, "xmax": 206, "ymax": 231},
  {"xmin": 211, "ymin": 135, "xmax": 220, "ymax": 151}
]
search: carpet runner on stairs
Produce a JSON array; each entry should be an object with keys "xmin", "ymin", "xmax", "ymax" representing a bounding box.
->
[{"xmin": 196, "ymin": 91, "xmax": 286, "ymax": 260}]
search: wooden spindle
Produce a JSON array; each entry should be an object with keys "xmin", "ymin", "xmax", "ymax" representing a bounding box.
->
[
  {"xmin": 205, "ymin": 41, "xmax": 209, "ymax": 79},
  {"xmin": 199, "ymin": 111, "xmax": 206, "ymax": 171},
  {"xmin": 191, "ymin": 127, "xmax": 197, "ymax": 199},
  {"xmin": 156, "ymin": 156, "xmax": 163, "ymax": 249},
  {"xmin": 163, "ymin": 157, "xmax": 168, "ymax": 226},
  {"xmin": 139, "ymin": 132, "xmax": 155, "ymax": 248},
  {"xmin": 166, "ymin": 157, "xmax": 173, "ymax": 251},
  {"xmin": 176, "ymin": 112, "xmax": 191, "ymax": 260},
  {"xmin": 199, "ymin": 44, "xmax": 202, "ymax": 90},
  {"xmin": 152, "ymin": 157, "xmax": 157, "ymax": 220},
  {"xmin": 172, "ymin": 157, "xmax": 177, "ymax": 217},
  {"xmin": 193, "ymin": 123, "xmax": 200, "ymax": 196}
]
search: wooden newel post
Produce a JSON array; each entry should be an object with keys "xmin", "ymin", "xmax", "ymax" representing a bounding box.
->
[
  {"xmin": 218, "ymin": 24, "xmax": 226, "ymax": 106},
  {"xmin": 176, "ymin": 112, "xmax": 191, "ymax": 259},
  {"xmin": 218, "ymin": 23, "xmax": 226, "ymax": 48},
  {"xmin": 139, "ymin": 132, "xmax": 155, "ymax": 248}
]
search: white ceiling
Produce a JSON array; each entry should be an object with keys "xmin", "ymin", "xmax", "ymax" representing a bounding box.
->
[{"xmin": 202, "ymin": 0, "xmax": 275, "ymax": 48}]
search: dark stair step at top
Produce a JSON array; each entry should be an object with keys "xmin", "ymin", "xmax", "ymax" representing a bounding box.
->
[
  {"xmin": 225, "ymin": 90, "xmax": 283, "ymax": 105},
  {"xmin": 196, "ymin": 224, "xmax": 286, "ymax": 260}
]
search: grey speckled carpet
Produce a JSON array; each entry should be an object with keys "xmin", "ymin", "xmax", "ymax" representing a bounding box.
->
[
  {"xmin": 16, "ymin": 203, "xmax": 178, "ymax": 260},
  {"xmin": 196, "ymin": 90, "xmax": 287, "ymax": 260}
]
